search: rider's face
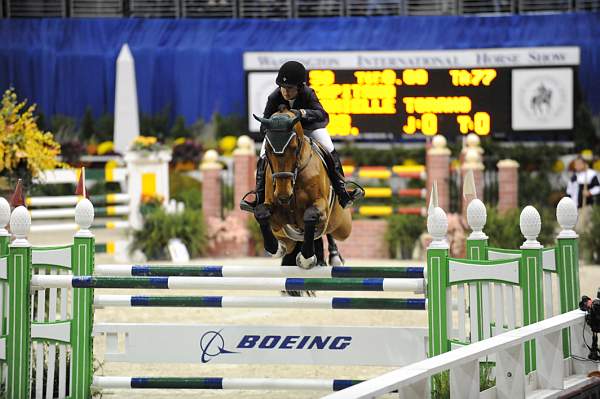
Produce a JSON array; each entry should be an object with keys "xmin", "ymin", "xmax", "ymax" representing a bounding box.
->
[{"xmin": 280, "ymin": 85, "xmax": 298, "ymax": 101}]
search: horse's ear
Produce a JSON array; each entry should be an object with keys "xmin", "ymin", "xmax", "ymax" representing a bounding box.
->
[{"xmin": 253, "ymin": 114, "xmax": 271, "ymax": 127}]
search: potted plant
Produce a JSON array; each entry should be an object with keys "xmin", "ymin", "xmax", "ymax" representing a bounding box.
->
[{"xmin": 0, "ymin": 88, "xmax": 64, "ymax": 195}]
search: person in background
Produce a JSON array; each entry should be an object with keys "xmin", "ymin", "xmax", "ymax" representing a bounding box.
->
[
  {"xmin": 240, "ymin": 60, "xmax": 363, "ymax": 213},
  {"xmin": 566, "ymin": 155, "xmax": 599, "ymax": 233}
]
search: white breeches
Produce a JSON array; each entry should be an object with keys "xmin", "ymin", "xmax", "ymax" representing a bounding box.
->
[{"xmin": 260, "ymin": 128, "xmax": 335, "ymax": 157}]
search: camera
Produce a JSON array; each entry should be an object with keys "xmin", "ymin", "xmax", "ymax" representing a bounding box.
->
[{"xmin": 579, "ymin": 289, "xmax": 600, "ymax": 360}]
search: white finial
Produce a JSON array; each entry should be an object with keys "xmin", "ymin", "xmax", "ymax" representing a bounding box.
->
[
  {"xmin": 432, "ymin": 135, "xmax": 446, "ymax": 149},
  {"xmin": 0, "ymin": 197, "xmax": 10, "ymax": 236},
  {"xmin": 520, "ymin": 205, "xmax": 542, "ymax": 249},
  {"xmin": 75, "ymin": 198, "xmax": 95, "ymax": 238},
  {"xmin": 466, "ymin": 133, "xmax": 480, "ymax": 148},
  {"xmin": 233, "ymin": 135, "xmax": 256, "ymax": 156},
  {"xmin": 467, "ymin": 199, "xmax": 488, "ymax": 240},
  {"xmin": 556, "ymin": 197, "xmax": 578, "ymax": 239},
  {"xmin": 10, "ymin": 206, "xmax": 31, "ymax": 247},
  {"xmin": 428, "ymin": 180, "xmax": 439, "ymax": 215},
  {"xmin": 464, "ymin": 148, "xmax": 481, "ymax": 164},
  {"xmin": 427, "ymin": 207, "xmax": 449, "ymax": 249},
  {"xmin": 429, "ymin": 135, "xmax": 451, "ymax": 155},
  {"xmin": 200, "ymin": 149, "xmax": 223, "ymax": 170},
  {"xmin": 462, "ymin": 169, "xmax": 477, "ymax": 199}
]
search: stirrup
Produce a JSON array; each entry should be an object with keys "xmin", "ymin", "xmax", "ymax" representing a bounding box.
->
[
  {"xmin": 240, "ymin": 190, "xmax": 258, "ymax": 213},
  {"xmin": 346, "ymin": 181, "xmax": 365, "ymax": 202},
  {"xmin": 338, "ymin": 181, "xmax": 365, "ymax": 209}
]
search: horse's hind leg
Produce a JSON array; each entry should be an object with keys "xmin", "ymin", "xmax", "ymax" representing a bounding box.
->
[
  {"xmin": 281, "ymin": 242, "xmax": 300, "ymax": 267},
  {"xmin": 327, "ymin": 234, "xmax": 345, "ymax": 266},
  {"xmin": 314, "ymin": 237, "xmax": 326, "ymax": 266}
]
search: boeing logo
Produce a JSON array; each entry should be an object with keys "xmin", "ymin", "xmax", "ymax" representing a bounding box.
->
[
  {"xmin": 237, "ymin": 335, "xmax": 352, "ymax": 350},
  {"xmin": 200, "ymin": 331, "xmax": 353, "ymax": 362},
  {"xmin": 199, "ymin": 330, "xmax": 238, "ymax": 363}
]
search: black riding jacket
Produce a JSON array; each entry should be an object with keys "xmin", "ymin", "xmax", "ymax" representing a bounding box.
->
[{"xmin": 261, "ymin": 86, "xmax": 329, "ymax": 135}]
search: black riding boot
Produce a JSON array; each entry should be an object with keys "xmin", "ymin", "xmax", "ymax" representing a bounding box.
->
[
  {"xmin": 326, "ymin": 150, "xmax": 365, "ymax": 209},
  {"xmin": 240, "ymin": 156, "xmax": 267, "ymax": 213}
]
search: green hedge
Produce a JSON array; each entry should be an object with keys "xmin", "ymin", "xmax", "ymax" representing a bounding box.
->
[
  {"xmin": 385, "ymin": 214, "xmax": 426, "ymax": 259},
  {"xmin": 131, "ymin": 208, "xmax": 207, "ymax": 260},
  {"xmin": 486, "ymin": 207, "xmax": 556, "ymax": 249}
]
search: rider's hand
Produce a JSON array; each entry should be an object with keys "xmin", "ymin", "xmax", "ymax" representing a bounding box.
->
[{"xmin": 291, "ymin": 109, "xmax": 306, "ymax": 119}]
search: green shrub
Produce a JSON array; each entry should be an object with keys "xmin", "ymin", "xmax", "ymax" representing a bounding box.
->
[
  {"xmin": 486, "ymin": 207, "xmax": 555, "ymax": 249},
  {"xmin": 431, "ymin": 362, "xmax": 495, "ymax": 398},
  {"xmin": 581, "ymin": 205, "xmax": 600, "ymax": 264},
  {"xmin": 131, "ymin": 207, "xmax": 207, "ymax": 260},
  {"xmin": 214, "ymin": 112, "xmax": 245, "ymax": 139},
  {"xmin": 385, "ymin": 214, "xmax": 426, "ymax": 259},
  {"xmin": 247, "ymin": 218, "xmax": 264, "ymax": 256},
  {"xmin": 94, "ymin": 113, "xmax": 114, "ymax": 142},
  {"xmin": 169, "ymin": 171, "xmax": 203, "ymax": 210},
  {"xmin": 140, "ymin": 105, "xmax": 171, "ymax": 141}
]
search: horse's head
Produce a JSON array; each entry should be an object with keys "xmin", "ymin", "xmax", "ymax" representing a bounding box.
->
[{"xmin": 253, "ymin": 108, "xmax": 303, "ymax": 205}]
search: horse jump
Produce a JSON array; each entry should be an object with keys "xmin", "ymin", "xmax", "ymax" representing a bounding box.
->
[{"xmin": 0, "ymin": 195, "xmax": 581, "ymax": 398}]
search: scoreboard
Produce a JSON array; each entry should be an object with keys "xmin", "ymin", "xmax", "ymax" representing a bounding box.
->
[
  {"xmin": 245, "ymin": 48, "xmax": 580, "ymax": 141},
  {"xmin": 308, "ymin": 68, "xmax": 506, "ymax": 137}
]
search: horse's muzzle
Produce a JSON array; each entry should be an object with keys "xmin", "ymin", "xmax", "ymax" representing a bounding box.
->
[{"xmin": 277, "ymin": 195, "xmax": 292, "ymax": 205}]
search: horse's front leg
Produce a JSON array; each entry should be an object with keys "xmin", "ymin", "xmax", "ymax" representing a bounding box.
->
[
  {"xmin": 296, "ymin": 202, "xmax": 325, "ymax": 269},
  {"xmin": 255, "ymin": 204, "xmax": 286, "ymax": 257}
]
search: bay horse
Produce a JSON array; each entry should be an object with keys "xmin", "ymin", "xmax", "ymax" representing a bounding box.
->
[{"xmin": 252, "ymin": 108, "xmax": 351, "ymax": 269}]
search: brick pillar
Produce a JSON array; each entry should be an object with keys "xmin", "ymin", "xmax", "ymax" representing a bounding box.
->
[
  {"xmin": 232, "ymin": 135, "xmax": 257, "ymax": 222},
  {"xmin": 462, "ymin": 148, "xmax": 485, "ymax": 214},
  {"xmin": 200, "ymin": 149, "xmax": 223, "ymax": 221},
  {"xmin": 426, "ymin": 135, "xmax": 451, "ymax": 211},
  {"xmin": 497, "ymin": 159, "xmax": 519, "ymax": 214}
]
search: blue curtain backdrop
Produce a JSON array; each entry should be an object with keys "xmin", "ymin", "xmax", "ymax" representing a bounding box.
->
[{"xmin": 0, "ymin": 14, "xmax": 599, "ymax": 124}]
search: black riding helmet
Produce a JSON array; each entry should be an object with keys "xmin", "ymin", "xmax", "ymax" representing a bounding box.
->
[{"xmin": 276, "ymin": 61, "xmax": 307, "ymax": 87}]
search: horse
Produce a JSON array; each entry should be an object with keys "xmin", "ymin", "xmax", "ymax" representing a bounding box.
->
[
  {"xmin": 252, "ymin": 108, "xmax": 352, "ymax": 269},
  {"xmin": 531, "ymin": 83, "xmax": 552, "ymax": 116}
]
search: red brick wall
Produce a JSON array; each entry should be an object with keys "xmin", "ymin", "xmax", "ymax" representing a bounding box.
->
[
  {"xmin": 497, "ymin": 161, "xmax": 519, "ymax": 214},
  {"xmin": 201, "ymin": 168, "xmax": 222, "ymax": 221},
  {"xmin": 332, "ymin": 219, "xmax": 389, "ymax": 259}
]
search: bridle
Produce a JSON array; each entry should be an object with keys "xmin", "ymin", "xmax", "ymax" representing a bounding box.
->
[{"xmin": 265, "ymin": 132, "xmax": 312, "ymax": 193}]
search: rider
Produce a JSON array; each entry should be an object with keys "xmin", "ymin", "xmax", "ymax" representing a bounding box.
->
[{"xmin": 240, "ymin": 60, "xmax": 363, "ymax": 212}]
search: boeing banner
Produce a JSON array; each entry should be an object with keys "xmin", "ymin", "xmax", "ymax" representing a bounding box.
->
[{"xmin": 95, "ymin": 323, "xmax": 428, "ymax": 366}]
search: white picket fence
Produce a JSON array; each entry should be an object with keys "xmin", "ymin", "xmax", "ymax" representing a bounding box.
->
[{"xmin": 323, "ymin": 310, "xmax": 597, "ymax": 398}]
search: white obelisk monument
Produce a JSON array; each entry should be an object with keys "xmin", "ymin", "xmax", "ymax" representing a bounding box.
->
[{"xmin": 114, "ymin": 43, "xmax": 140, "ymax": 154}]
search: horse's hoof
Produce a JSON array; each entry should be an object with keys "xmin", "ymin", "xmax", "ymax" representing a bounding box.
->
[
  {"xmin": 296, "ymin": 252, "xmax": 317, "ymax": 269},
  {"xmin": 328, "ymin": 249, "xmax": 345, "ymax": 266},
  {"xmin": 269, "ymin": 242, "xmax": 286, "ymax": 258},
  {"xmin": 329, "ymin": 255, "xmax": 344, "ymax": 266}
]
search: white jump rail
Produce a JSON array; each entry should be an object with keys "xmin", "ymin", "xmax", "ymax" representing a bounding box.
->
[{"xmin": 322, "ymin": 310, "xmax": 597, "ymax": 399}]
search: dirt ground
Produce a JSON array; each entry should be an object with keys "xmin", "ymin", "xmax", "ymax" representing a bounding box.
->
[{"xmin": 26, "ymin": 230, "xmax": 600, "ymax": 399}]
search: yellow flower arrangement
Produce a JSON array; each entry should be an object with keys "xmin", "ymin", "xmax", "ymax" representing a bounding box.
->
[
  {"xmin": 97, "ymin": 141, "xmax": 114, "ymax": 155},
  {"xmin": 218, "ymin": 135, "xmax": 238, "ymax": 156},
  {"xmin": 552, "ymin": 160, "xmax": 565, "ymax": 173},
  {"xmin": 130, "ymin": 135, "xmax": 164, "ymax": 152},
  {"xmin": 0, "ymin": 89, "xmax": 64, "ymax": 183}
]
